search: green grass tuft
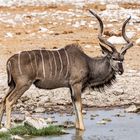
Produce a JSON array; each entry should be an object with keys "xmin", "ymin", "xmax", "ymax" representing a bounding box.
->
[
  {"xmin": 10, "ymin": 124, "xmax": 64, "ymax": 136},
  {"xmin": 0, "ymin": 124, "xmax": 64, "ymax": 139},
  {"xmin": 10, "ymin": 125, "xmax": 30, "ymax": 135},
  {"xmin": 10, "ymin": 125, "xmax": 63, "ymax": 136},
  {"xmin": 30, "ymin": 125, "xmax": 64, "ymax": 136},
  {"xmin": 0, "ymin": 132, "xmax": 11, "ymax": 140}
]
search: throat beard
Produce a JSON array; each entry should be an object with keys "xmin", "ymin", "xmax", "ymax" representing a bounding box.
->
[{"xmin": 88, "ymin": 70, "xmax": 116, "ymax": 92}]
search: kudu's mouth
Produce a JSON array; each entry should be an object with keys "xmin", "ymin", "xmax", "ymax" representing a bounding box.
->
[
  {"xmin": 116, "ymin": 67, "xmax": 124, "ymax": 75},
  {"xmin": 114, "ymin": 69, "xmax": 123, "ymax": 75},
  {"xmin": 118, "ymin": 71, "xmax": 123, "ymax": 75}
]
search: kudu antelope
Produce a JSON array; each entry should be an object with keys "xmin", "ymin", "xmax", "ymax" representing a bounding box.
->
[{"xmin": 0, "ymin": 10, "xmax": 133, "ymax": 130}]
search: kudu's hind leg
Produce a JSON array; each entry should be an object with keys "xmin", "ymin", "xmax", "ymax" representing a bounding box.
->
[
  {"xmin": 5, "ymin": 81, "xmax": 31, "ymax": 128},
  {"xmin": 70, "ymin": 83, "xmax": 85, "ymax": 130},
  {"xmin": 0, "ymin": 85, "xmax": 15, "ymax": 127}
]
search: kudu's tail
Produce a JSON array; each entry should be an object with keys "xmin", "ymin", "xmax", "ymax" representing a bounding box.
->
[{"xmin": 6, "ymin": 61, "xmax": 13, "ymax": 86}]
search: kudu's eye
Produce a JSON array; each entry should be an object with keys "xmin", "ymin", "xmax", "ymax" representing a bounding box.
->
[{"xmin": 112, "ymin": 58, "xmax": 117, "ymax": 61}]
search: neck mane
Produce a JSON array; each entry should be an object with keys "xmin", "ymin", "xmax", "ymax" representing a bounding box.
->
[{"xmin": 87, "ymin": 56, "xmax": 116, "ymax": 92}]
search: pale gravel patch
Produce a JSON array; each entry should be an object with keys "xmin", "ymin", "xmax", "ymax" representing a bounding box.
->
[{"xmin": 0, "ymin": 70, "xmax": 140, "ymax": 112}]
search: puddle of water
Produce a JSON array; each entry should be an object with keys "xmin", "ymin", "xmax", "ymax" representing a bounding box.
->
[
  {"xmin": 25, "ymin": 108, "xmax": 140, "ymax": 140},
  {"xmin": 1, "ymin": 108, "xmax": 138, "ymax": 140}
]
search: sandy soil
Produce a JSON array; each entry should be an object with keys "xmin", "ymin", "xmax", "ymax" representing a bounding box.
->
[
  {"xmin": 0, "ymin": 4, "xmax": 139, "ymax": 71},
  {"xmin": 0, "ymin": 2, "xmax": 140, "ymax": 113}
]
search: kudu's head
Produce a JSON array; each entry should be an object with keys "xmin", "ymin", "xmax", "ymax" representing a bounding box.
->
[{"xmin": 89, "ymin": 10, "xmax": 133, "ymax": 75}]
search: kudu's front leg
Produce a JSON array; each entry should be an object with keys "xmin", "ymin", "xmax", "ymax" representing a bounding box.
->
[{"xmin": 70, "ymin": 83, "xmax": 85, "ymax": 130}]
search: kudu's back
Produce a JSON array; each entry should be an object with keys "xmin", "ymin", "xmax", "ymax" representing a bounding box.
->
[{"xmin": 7, "ymin": 44, "xmax": 89, "ymax": 89}]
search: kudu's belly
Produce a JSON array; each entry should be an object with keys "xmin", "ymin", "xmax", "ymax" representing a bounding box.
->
[{"xmin": 33, "ymin": 79, "xmax": 69, "ymax": 89}]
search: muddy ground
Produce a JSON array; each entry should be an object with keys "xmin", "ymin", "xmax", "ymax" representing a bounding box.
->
[{"xmin": 0, "ymin": 2, "xmax": 140, "ymax": 114}]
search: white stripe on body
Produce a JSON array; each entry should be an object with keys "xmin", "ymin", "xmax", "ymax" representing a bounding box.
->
[
  {"xmin": 18, "ymin": 52, "xmax": 22, "ymax": 75},
  {"xmin": 56, "ymin": 50, "xmax": 63, "ymax": 78},
  {"xmin": 40, "ymin": 50, "xmax": 46, "ymax": 78},
  {"xmin": 51, "ymin": 51, "xmax": 57, "ymax": 78},
  {"xmin": 64, "ymin": 48, "xmax": 70, "ymax": 78},
  {"xmin": 33, "ymin": 51, "xmax": 38, "ymax": 77},
  {"xmin": 46, "ymin": 50, "xmax": 53, "ymax": 78},
  {"xmin": 27, "ymin": 51, "xmax": 34, "ymax": 74}
]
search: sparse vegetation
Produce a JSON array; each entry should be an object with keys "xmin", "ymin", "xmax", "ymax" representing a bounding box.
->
[
  {"xmin": 0, "ymin": 132, "xmax": 11, "ymax": 140},
  {"xmin": 0, "ymin": 125, "xmax": 65, "ymax": 140}
]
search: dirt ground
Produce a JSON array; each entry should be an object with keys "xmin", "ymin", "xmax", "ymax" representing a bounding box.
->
[
  {"xmin": 0, "ymin": 2, "xmax": 140, "ymax": 112},
  {"xmin": 0, "ymin": 3, "xmax": 140, "ymax": 72}
]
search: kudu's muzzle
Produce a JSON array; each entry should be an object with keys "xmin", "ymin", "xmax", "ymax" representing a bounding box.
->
[{"xmin": 118, "ymin": 62, "xmax": 124, "ymax": 75}]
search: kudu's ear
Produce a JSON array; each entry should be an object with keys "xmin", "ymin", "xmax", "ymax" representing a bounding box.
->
[{"xmin": 99, "ymin": 43, "xmax": 112, "ymax": 56}]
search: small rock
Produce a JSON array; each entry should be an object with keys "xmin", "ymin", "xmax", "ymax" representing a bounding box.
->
[
  {"xmin": 127, "ymin": 31, "xmax": 135, "ymax": 39},
  {"xmin": 88, "ymin": 24, "xmax": 93, "ymax": 28},
  {"xmin": 90, "ymin": 114, "xmax": 99, "ymax": 118},
  {"xmin": 90, "ymin": 21, "xmax": 96, "ymax": 24},
  {"xmin": 39, "ymin": 26, "xmax": 48, "ymax": 32},
  {"xmin": 62, "ymin": 121, "xmax": 75, "ymax": 128},
  {"xmin": 80, "ymin": 20, "xmax": 86, "ymax": 26},
  {"xmin": 137, "ymin": 27, "xmax": 140, "ymax": 31},
  {"xmin": 12, "ymin": 115, "xmax": 25, "ymax": 123},
  {"xmin": 113, "ymin": 89, "xmax": 124, "ymax": 96},
  {"xmin": 136, "ymin": 38, "xmax": 140, "ymax": 46},
  {"xmin": 19, "ymin": 107, "xmax": 25, "ymax": 112},
  {"xmin": 66, "ymin": 114, "xmax": 73, "ymax": 116},
  {"xmin": 5, "ymin": 32, "xmax": 13, "ymax": 38},
  {"xmin": 84, "ymin": 44, "xmax": 92, "ymax": 48},
  {"xmin": 102, "ymin": 118, "xmax": 112, "ymax": 122},
  {"xmin": 94, "ymin": 45, "xmax": 100, "ymax": 49},
  {"xmin": 106, "ymin": 4, "xmax": 120, "ymax": 10},
  {"xmin": 46, "ymin": 118, "xmax": 53, "ymax": 124},
  {"xmin": 72, "ymin": 21, "xmax": 80, "ymax": 28},
  {"xmin": 106, "ymin": 24, "xmax": 113, "ymax": 28},
  {"xmin": 97, "ymin": 118, "xmax": 111, "ymax": 125},
  {"xmin": 107, "ymin": 36, "xmax": 126, "ymax": 44},
  {"xmin": 11, "ymin": 135, "xmax": 24, "ymax": 140},
  {"xmin": 24, "ymin": 117, "xmax": 48, "ymax": 129},
  {"xmin": 104, "ymin": 30, "xmax": 121, "ymax": 37},
  {"xmin": 34, "ymin": 107, "xmax": 46, "ymax": 113},
  {"xmin": 48, "ymin": 31, "xmax": 54, "ymax": 34},
  {"xmin": 21, "ymin": 96, "xmax": 29, "ymax": 102},
  {"xmin": 125, "ymin": 104, "xmax": 140, "ymax": 113},
  {"xmin": 127, "ymin": 69, "xmax": 137, "ymax": 73},
  {"xmin": 0, "ymin": 127, "xmax": 8, "ymax": 133},
  {"xmin": 90, "ymin": 117, "xmax": 94, "ymax": 120},
  {"xmin": 61, "ymin": 129, "xmax": 69, "ymax": 134},
  {"xmin": 114, "ymin": 113, "xmax": 125, "ymax": 117},
  {"xmin": 37, "ymin": 96, "xmax": 50, "ymax": 106},
  {"xmin": 23, "ymin": 111, "xmax": 31, "ymax": 116},
  {"xmin": 97, "ymin": 120, "xmax": 107, "ymax": 125},
  {"xmin": 110, "ymin": 31, "xmax": 135, "ymax": 41},
  {"xmin": 82, "ymin": 110, "xmax": 87, "ymax": 114},
  {"xmin": 62, "ymin": 30, "xmax": 73, "ymax": 34}
]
